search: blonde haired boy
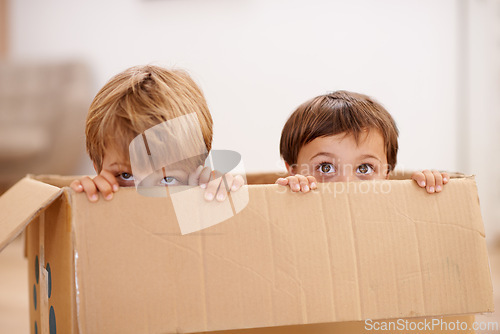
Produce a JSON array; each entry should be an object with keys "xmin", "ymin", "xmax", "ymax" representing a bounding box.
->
[{"xmin": 71, "ymin": 64, "xmax": 243, "ymax": 201}]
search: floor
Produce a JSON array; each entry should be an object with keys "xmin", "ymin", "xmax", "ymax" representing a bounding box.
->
[
  {"xmin": 1, "ymin": 234, "xmax": 499, "ymax": 333},
  {"xmin": 0, "ymin": 234, "xmax": 29, "ymax": 333}
]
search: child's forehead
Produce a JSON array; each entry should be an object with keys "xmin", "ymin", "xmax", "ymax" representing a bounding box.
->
[
  {"xmin": 102, "ymin": 145, "xmax": 131, "ymax": 168},
  {"xmin": 102, "ymin": 143, "xmax": 205, "ymax": 176},
  {"xmin": 314, "ymin": 129, "xmax": 381, "ymax": 144},
  {"xmin": 300, "ymin": 130, "xmax": 387, "ymax": 160}
]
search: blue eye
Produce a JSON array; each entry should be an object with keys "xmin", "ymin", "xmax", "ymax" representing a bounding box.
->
[
  {"xmin": 357, "ymin": 164, "xmax": 374, "ymax": 175},
  {"xmin": 119, "ymin": 173, "xmax": 135, "ymax": 181},
  {"xmin": 317, "ymin": 163, "xmax": 335, "ymax": 174},
  {"xmin": 160, "ymin": 176, "xmax": 180, "ymax": 186}
]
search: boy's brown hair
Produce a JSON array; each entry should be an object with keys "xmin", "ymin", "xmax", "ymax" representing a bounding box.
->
[
  {"xmin": 86, "ymin": 65, "xmax": 213, "ymax": 173},
  {"xmin": 280, "ymin": 90, "xmax": 399, "ymax": 173}
]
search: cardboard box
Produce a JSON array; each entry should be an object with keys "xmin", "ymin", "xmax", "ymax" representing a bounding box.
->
[{"xmin": 0, "ymin": 173, "xmax": 494, "ymax": 334}]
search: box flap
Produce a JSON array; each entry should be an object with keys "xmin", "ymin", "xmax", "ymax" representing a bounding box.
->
[{"xmin": 0, "ymin": 176, "xmax": 63, "ymax": 252}]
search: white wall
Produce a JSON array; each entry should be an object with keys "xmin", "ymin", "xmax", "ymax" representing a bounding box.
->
[
  {"xmin": 9, "ymin": 0, "xmax": 461, "ymax": 172},
  {"xmin": 465, "ymin": 0, "xmax": 500, "ymax": 239},
  {"xmin": 8, "ymin": 0, "xmax": 500, "ymax": 239}
]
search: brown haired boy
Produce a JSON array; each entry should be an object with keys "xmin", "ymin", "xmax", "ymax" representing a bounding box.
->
[
  {"xmin": 276, "ymin": 90, "xmax": 448, "ymax": 192},
  {"xmin": 70, "ymin": 64, "xmax": 243, "ymax": 202}
]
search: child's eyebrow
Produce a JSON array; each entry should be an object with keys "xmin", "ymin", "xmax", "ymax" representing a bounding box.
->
[
  {"xmin": 160, "ymin": 168, "xmax": 188, "ymax": 178},
  {"xmin": 309, "ymin": 152, "xmax": 337, "ymax": 160},
  {"xmin": 108, "ymin": 162, "xmax": 132, "ymax": 170},
  {"xmin": 357, "ymin": 154, "xmax": 382, "ymax": 162}
]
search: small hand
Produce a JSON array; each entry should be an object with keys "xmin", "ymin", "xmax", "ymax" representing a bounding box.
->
[
  {"xmin": 275, "ymin": 174, "xmax": 317, "ymax": 193},
  {"xmin": 69, "ymin": 170, "xmax": 120, "ymax": 202},
  {"xmin": 188, "ymin": 165, "xmax": 245, "ymax": 201},
  {"xmin": 411, "ymin": 170, "xmax": 449, "ymax": 194}
]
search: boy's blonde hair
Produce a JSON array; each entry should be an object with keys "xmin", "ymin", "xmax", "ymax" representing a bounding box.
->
[
  {"xmin": 86, "ymin": 65, "xmax": 213, "ymax": 173},
  {"xmin": 280, "ymin": 90, "xmax": 399, "ymax": 173}
]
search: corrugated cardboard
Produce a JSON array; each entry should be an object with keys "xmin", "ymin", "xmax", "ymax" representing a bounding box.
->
[{"xmin": 0, "ymin": 173, "xmax": 494, "ymax": 334}]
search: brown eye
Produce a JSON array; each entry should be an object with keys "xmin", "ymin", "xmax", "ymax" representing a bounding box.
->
[
  {"xmin": 318, "ymin": 163, "xmax": 335, "ymax": 174},
  {"xmin": 357, "ymin": 164, "xmax": 373, "ymax": 175},
  {"xmin": 119, "ymin": 173, "xmax": 134, "ymax": 180}
]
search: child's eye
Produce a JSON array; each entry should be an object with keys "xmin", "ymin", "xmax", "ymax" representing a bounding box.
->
[
  {"xmin": 160, "ymin": 176, "xmax": 180, "ymax": 186},
  {"xmin": 119, "ymin": 173, "xmax": 135, "ymax": 181},
  {"xmin": 356, "ymin": 164, "xmax": 374, "ymax": 175},
  {"xmin": 317, "ymin": 162, "xmax": 336, "ymax": 174}
]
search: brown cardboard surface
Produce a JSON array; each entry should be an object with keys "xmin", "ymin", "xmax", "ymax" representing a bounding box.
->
[
  {"xmin": 71, "ymin": 177, "xmax": 491, "ymax": 333},
  {"xmin": 245, "ymin": 170, "xmax": 466, "ymax": 184},
  {"xmin": 25, "ymin": 193, "xmax": 78, "ymax": 334},
  {"xmin": 199, "ymin": 315, "xmax": 477, "ymax": 334},
  {"xmin": 0, "ymin": 173, "xmax": 494, "ymax": 334}
]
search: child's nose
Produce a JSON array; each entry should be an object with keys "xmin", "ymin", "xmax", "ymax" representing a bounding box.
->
[
  {"xmin": 335, "ymin": 174, "xmax": 352, "ymax": 182},
  {"xmin": 336, "ymin": 168, "xmax": 355, "ymax": 182}
]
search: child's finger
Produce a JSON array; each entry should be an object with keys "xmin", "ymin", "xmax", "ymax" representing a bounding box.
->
[
  {"xmin": 231, "ymin": 175, "xmax": 245, "ymax": 191},
  {"xmin": 442, "ymin": 172, "xmax": 450, "ymax": 184},
  {"xmin": 220, "ymin": 173, "xmax": 233, "ymax": 192},
  {"xmin": 93, "ymin": 176, "xmax": 114, "ymax": 201},
  {"xmin": 218, "ymin": 173, "xmax": 235, "ymax": 193},
  {"xmin": 297, "ymin": 175, "xmax": 310, "ymax": 192},
  {"xmin": 204, "ymin": 176, "xmax": 222, "ymax": 201},
  {"xmin": 288, "ymin": 177, "xmax": 301, "ymax": 192},
  {"xmin": 80, "ymin": 176, "xmax": 99, "ymax": 202},
  {"xmin": 306, "ymin": 176, "xmax": 317, "ymax": 190},
  {"xmin": 99, "ymin": 170, "xmax": 120, "ymax": 192},
  {"xmin": 411, "ymin": 172, "xmax": 426, "ymax": 188},
  {"xmin": 216, "ymin": 174, "xmax": 231, "ymax": 201},
  {"xmin": 432, "ymin": 170, "xmax": 444, "ymax": 192},
  {"xmin": 275, "ymin": 178, "xmax": 289, "ymax": 186},
  {"xmin": 188, "ymin": 165, "xmax": 205, "ymax": 186},
  {"xmin": 198, "ymin": 167, "xmax": 213, "ymax": 188},
  {"xmin": 422, "ymin": 169, "xmax": 436, "ymax": 193},
  {"xmin": 70, "ymin": 180, "xmax": 84, "ymax": 192}
]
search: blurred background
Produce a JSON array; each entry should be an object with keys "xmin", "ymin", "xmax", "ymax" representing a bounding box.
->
[
  {"xmin": 0, "ymin": 1, "xmax": 499, "ymax": 332},
  {"xmin": 1, "ymin": 0, "xmax": 498, "ymax": 241}
]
